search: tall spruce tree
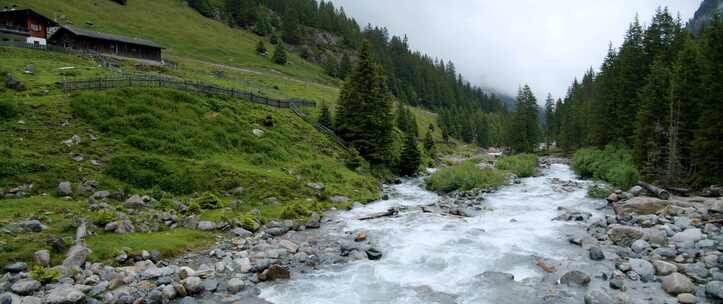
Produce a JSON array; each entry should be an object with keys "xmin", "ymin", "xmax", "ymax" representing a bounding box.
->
[
  {"xmin": 399, "ymin": 132, "xmax": 421, "ymax": 176},
  {"xmin": 282, "ymin": 7, "xmax": 302, "ymax": 44},
  {"xmin": 339, "ymin": 53, "xmax": 352, "ymax": 79},
  {"xmin": 634, "ymin": 59, "xmax": 671, "ymax": 178},
  {"xmin": 318, "ymin": 101, "xmax": 333, "ymax": 128},
  {"xmin": 544, "ymin": 94, "xmax": 555, "ymax": 151},
  {"xmin": 424, "ymin": 124, "xmax": 435, "ymax": 154},
  {"xmin": 272, "ymin": 43, "xmax": 287, "ymax": 65},
  {"xmin": 335, "ymin": 41, "xmax": 395, "ymax": 164},
  {"xmin": 509, "ymin": 85, "xmax": 540, "ymax": 153}
]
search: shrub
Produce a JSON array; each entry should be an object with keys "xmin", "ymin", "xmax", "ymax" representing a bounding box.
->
[
  {"xmin": 30, "ymin": 266, "xmax": 60, "ymax": 284},
  {"xmin": 155, "ymin": 198, "xmax": 177, "ymax": 211},
  {"xmin": 186, "ymin": 202, "xmax": 201, "ymax": 215},
  {"xmin": 238, "ymin": 213, "xmax": 260, "ymax": 232},
  {"xmin": 281, "ymin": 201, "xmax": 311, "ymax": 220},
  {"xmin": 91, "ymin": 210, "xmax": 116, "ymax": 226},
  {"xmin": 0, "ymin": 99, "xmax": 17, "ymax": 119},
  {"xmin": 195, "ymin": 192, "xmax": 225, "ymax": 210},
  {"xmin": 425, "ymin": 161, "xmax": 506, "ymax": 193},
  {"xmin": 587, "ymin": 185, "xmax": 613, "ymax": 199},
  {"xmin": 495, "ymin": 154, "xmax": 538, "ymax": 177},
  {"xmin": 572, "ymin": 145, "xmax": 640, "ymax": 189}
]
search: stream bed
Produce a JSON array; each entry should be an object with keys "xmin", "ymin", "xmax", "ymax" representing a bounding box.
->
[{"xmin": 258, "ymin": 163, "xmax": 611, "ymax": 304}]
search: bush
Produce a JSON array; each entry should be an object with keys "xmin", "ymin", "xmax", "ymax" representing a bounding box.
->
[
  {"xmin": 195, "ymin": 192, "xmax": 225, "ymax": 210},
  {"xmin": 30, "ymin": 266, "xmax": 60, "ymax": 284},
  {"xmin": 281, "ymin": 201, "xmax": 311, "ymax": 220},
  {"xmin": 0, "ymin": 99, "xmax": 17, "ymax": 119},
  {"xmin": 186, "ymin": 202, "xmax": 201, "ymax": 215},
  {"xmin": 91, "ymin": 210, "xmax": 116, "ymax": 226},
  {"xmin": 425, "ymin": 161, "xmax": 506, "ymax": 193},
  {"xmin": 588, "ymin": 185, "xmax": 613, "ymax": 199},
  {"xmin": 495, "ymin": 154, "xmax": 538, "ymax": 177},
  {"xmin": 572, "ymin": 145, "xmax": 640, "ymax": 189},
  {"xmin": 238, "ymin": 213, "xmax": 260, "ymax": 232}
]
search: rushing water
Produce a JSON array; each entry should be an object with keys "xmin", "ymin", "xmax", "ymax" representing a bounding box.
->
[{"xmin": 259, "ymin": 163, "xmax": 607, "ymax": 304}]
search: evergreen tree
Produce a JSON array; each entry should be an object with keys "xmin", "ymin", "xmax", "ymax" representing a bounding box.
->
[
  {"xmin": 424, "ymin": 124, "xmax": 435, "ymax": 154},
  {"xmin": 324, "ymin": 55, "xmax": 339, "ymax": 78},
  {"xmin": 254, "ymin": 13, "xmax": 273, "ymax": 36},
  {"xmin": 282, "ymin": 7, "xmax": 302, "ymax": 44},
  {"xmin": 692, "ymin": 14, "xmax": 723, "ymax": 185},
  {"xmin": 256, "ymin": 40, "xmax": 267, "ymax": 55},
  {"xmin": 272, "ymin": 43, "xmax": 287, "ymax": 65},
  {"xmin": 335, "ymin": 41, "xmax": 395, "ymax": 164},
  {"xmin": 269, "ymin": 33, "xmax": 280, "ymax": 45},
  {"xmin": 475, "ymin": 114, "xmax": 489, "ymax": 148},
  {"xmin": 398, "ymin": 133, "xmax": 421, "ymax": 176},
  {"xmin": 339, "ymin": 53, "xmax": 352, "ymax": 79},
  {"xmin": 318, "ymin": 101, "xmax": 333, "ymax": 128},
  {"xmin": 188, "ymin": 0, "xmax": 213, "ymax": 17},
  {"xmin": 508, "ymin": 85, "xmax": 540, "ymax": 153},
  {"xmin": 633, "ymin": 59, "xmax": 671, "ymax": 178},
  {"xmin": 544, "ymin": 93, "xmax": 555, "ymax": 150},
  {"xmin": 613, "ymin": 17, "xmax": 647, "ymax": 145}
]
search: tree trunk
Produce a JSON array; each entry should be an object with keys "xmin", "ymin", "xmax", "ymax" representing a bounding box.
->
[{"xmin": 638, "ymin": 181, "xmax": 671, "ymax": 200}]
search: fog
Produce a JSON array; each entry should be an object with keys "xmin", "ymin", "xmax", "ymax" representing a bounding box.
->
[{"xmin": 328, "ymin": 0, "xmax": 702, "ymax": 100}]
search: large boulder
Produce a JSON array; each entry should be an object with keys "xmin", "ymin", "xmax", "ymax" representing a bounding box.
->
[
  {"xmin": 607, "ymin": 225, "xmax": 644, "ymax": 247},
  {"xmin": 124, "ymin": 195, "xmax": 147, "ymax": 209},
  {"xmin": 560, "ymin": 271, "xmax": 591, "ymax": 286},
  {"xmin": 653, "ymin": 260, "xmax": 677, "ymax": 276},
  {"xmin": 706, "ymin": 281, "xmax": 723, "ymax": 299},
  {"xmin": 661, "ymin": 273, "xmax": 696, "ymax": 295},
  {"xmin": 258, "ymin": 265, "xmax": 290, "ymax": 281},
  {"xmin": 62, "ymin": 243, "xmax": 92, "ymax": 268},
  {"xmin": 629, "ymin": 259, "xmax": 655, "ymax": 282},
  {"xmin": 33, "ymin": 250, "xmax": 50, "ymax": 267},
  {"xmin": 46, "ymin": 286, "xmax": 85, "ymax": 304},
  {"xmin": 182, "ymin": 277, "xmax": 203, "ymax": 294},
  {"xmin": 671, "ymin": 229, "xmax": 704, "ymax": 243},
  {"xmin": 57, "ymin": 182, "xmax": 73, "ymax": 196},
  {"xmin": 4, "ymin": 262, "xmax": 27, "ymax": 273},
  {"xmin": 10, "ymin": 280, "xmax": 41, "ymax": 295},
  {"xmin": 616, "ymin": 197, "xmax": 670, "ymax": 215}
]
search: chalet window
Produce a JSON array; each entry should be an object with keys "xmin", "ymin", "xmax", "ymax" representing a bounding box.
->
[{"xmin": 31, "ymin": 24, "xmax": 42, "ymax": 32}]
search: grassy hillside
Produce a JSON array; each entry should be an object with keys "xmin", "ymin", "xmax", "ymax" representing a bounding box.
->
[{"xmin": 0, "ymin": 0, "xmax": 461, "ymax": 266}]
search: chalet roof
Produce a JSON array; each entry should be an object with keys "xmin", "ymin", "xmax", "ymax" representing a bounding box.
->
[
  {"xmin": 56, "ymin": 25, "xmax": 164, "ymax": 49},
  {"xmin": 0, "ymin": 8, "xmax": 59, "ymax": 26}
]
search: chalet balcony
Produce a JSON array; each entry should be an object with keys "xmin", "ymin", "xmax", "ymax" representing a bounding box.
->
[{"xmin": 0, "ymin": 24, "xmax": 30, "ymax": 36}]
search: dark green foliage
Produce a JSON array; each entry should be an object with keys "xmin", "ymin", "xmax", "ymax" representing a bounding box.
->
[
  {"xmin": 318, "ymin": 101, "xmax": 332, "ymax": 128},
  {"xmin": 30, "ymin": 266, "xmax": 60, "ymax": 284},
  {"xmin": 196, "ymin": 192, "xmax": 225, "ymax": 209},
  {"xmin": 543, "ymin": 94, "xmax": 555, "ymax": 150},
  {"xmin": 282, "ymin": 7, "xmax": 302, "ymax": 44},
  {"xmin": 256, "ymin": 40, "xmax": 267, "ymax": 55},
  {"xmin": 187, "ymin": 0, "xmax": 213, "ymax": 17},
  {"xmin": 398, "ymin": 133, "xmax": 421, "ymax": 176},
  {"xmin": 281, "ymin": 201, "xmax": 311, "ymax": 220},
  {"xmin": 272, "ymin": 43, "xmax": 288, "ymax": 65},
  {"xmin": 105, "ymin": 155, "xmax": 193, "ymax": 194},
  {"xmin": 335, "ymin": 42, "xmax": 394, "ymax": 165},
  {"xmin": 91, "ymin": 210, "xmax": 116, "ymax": 226},
  {"xmin": 324, "ymin": 55, "xmax": 339, "ymax": 78},
  {"xmin": 338, "ymin": 53, "xmax": 352, "ymax": 79},
  {"xmin": 423, "ymin": 124, "xmax": 435, "ymax": 155},
  {"xmin": 0, "ymin": 98, "xmax": 17, "ymax": 119},
  {"xmin": 588, "ymin": 185, "xmax": 614, "ymax": 199},
  {"xmin": 111, "ymin": 0, "xmax": 127, "ymax": 5},
  {"xmin": 224, "ymin": 0, "xmax": 257, "ymax": 27},
  {"xmin": 572, "ymin": 146, "xmax": 640, "ymax": 189},
  {"xmin": 269, "ymin": 33, "xmax": 279, "ymax": 45},
  {"xmin": 254, "ymin": 13, "xmax": 273, "ymax": 36},
  {"xmin": 426, "ymin": 161, "xmax": 506, "ymax": 193},
  {"xmin": 555, "ymin": 8, "xmax": 722, "ymax": 187},
  {"xmin": 495, "ymin": 154, "xmax": 538, "ymax": 178},
  {"xmin": 508, "ymin": 85, "xmax": 540, "ymax": 153}
]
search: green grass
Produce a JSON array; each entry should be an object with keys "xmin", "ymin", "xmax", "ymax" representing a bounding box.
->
[
  {"xmin": 572, "ymin": 145, "xmax": 640, "ymax": 189},
  {"xmin": 86, "ymin": 229, "xmax": 216, "ymax": 262},
  {"xmin": 425, "ymin": 160, "xmax": 507, "ymax": 193},
  {"xmin": 495, "ymin": 154, "xmax": 538, "ymax": 177}
]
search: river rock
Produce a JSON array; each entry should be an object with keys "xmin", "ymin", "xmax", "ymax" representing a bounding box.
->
[
  {"xmin": 197, "ymin": 221, "xmax": 216, "ymax": 231},
  {"xmin": 661, "ymin": 273, "xmax": 695, "ymax": 295},
  {"xmin": 10, "ymin": 280, "xmax": 41, "ymax": 295},
  {"xmin": 226, "ymin": 278, "xmax": 245, "ymax": 293},
  {"xmin": 259, "ymin": 265, "xmax": 290, "ymax": 281},
  {"xmin": 677, "ymin": 293, "xmax": 698, "ymax": 304},
  {"xmin": 182, "ymin": 277, "xmax": 203, "ymax": 294},
  {"xmin": 4, "ymin": 262, "xmax": 27, "ymax": 273},
  {"xmin": 329, "ymin": 196, "xmax": 350, "ymax": 204},
  {"xmin": 20, "ymin": 296, "xmax": 42, "ymax": 304},
  {"xmin": 47, "ymin": 286, "xmax": 85, "ymax": 304},
  {"xmin": 629, "ymin": 259, "xmax": 655, "ymax": 282},
  {"xmin": 33, "ymin": 250, "xmax": 50, "ymax": 267},
  {"xmin": 560, "ymin": 271, "xmax": 591, "ymax": 286},
  {"xmin": 231, "ymin": 228, "xmax": 253, "ymax": 238},
  {"xmin": 589, "ymin": 246, "xmax": 605, "ymax": 261},
  {"xmin": 124, "ymin": 195, "xmax": 147, "ymax": 209},
  {"xmin": 179, "ymin": 297, "xmax": 197, "ymax": 304},
  {"xmin": 279, "ymin": 240, "xmax": 299, "ymax": 253},
  {"xmin": 63, "ymin": 243, "xmax": 91, "ymax": 268},
  {"xmin": 653, "ymin": 260, "xmax": 677, "ymax": 276},
  {"xmin": 706, "ymin": 281, "xmax": 723, "ymax": 299},
  {"xmin": 608, "ymin": 225, "xmax": 644, "ymax": 247},
  {"xmin": 631, "ymin": 239, "xmax": 651, "ymax": 254},
  {"xmin": 672, "ymin": 229, "xmax": 703, "ymax": 243},
  {"xmin": 617, "ymin": 197, "xmax": 671, "ymax": 215},
  {"xmin": 161, "ymin": 284, "xmax": 177, "ymax": 300},
  {"xmin": 366, "ymin": 248, "xmax": 383, "ymax": 260},
  {"xmin": 584, "ymin": 289, "xmax": 614, "ymax": 304}
]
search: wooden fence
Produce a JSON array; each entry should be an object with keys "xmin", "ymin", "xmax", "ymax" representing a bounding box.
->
[
  {"xmin": 290, "ymin": 104, "xmax": 352, "ymax": 151},
  {"xmin": 61, "ymin": 76, "xmax": 315, "ymax": 108}
]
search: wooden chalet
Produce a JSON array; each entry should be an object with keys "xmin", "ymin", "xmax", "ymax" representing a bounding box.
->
[
  {"xmin": 0, "ymin": 8, "xmax": 58, "ymax": 47},
  {"xmin": 49, "ymin": 25, "xmax": 164, "ymax": 62}
]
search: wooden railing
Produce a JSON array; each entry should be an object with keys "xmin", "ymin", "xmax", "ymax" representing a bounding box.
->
[
  {"xmin": 61, "ymin": 76, "xmax": 315, "ymax": 108},
  {"xmin": 290, "ymin": 104, "xmax": 352, "ymax": 151}
]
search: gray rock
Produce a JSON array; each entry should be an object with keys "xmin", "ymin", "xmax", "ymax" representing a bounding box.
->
[
  {"xmin": 661, "ymin": 273, "xmax": 695, "ymax": 295},
  {"xmin": 197, "ymin": 221, "xmax": 216, "ymax": 231},
  {"xmin": 179, "ymin": 297, "xmax": 197, "ymax": 304},
  {"xmin": 258, "ymin": 265, "xmax": 290, "ymax": 281},
  {"xmin": 366, "ymin": 248, "xmax": 382, "ymax": 260},
  {"xmin": 631, "ymin": 239, "xmax": 651, "ymax": 254},
  {"xmin": 305, "ymin": 183, "xmax": 325, "ymax": 191},
  {"xmin": 629, "ymin": 185, "xmax": 644, "ymax": 196},
  {"xmin": 147, "ymin": 289, "xmax": 163, "ymax": 304},
  {"xmin": 679, "ymin": 263, "xmax": 709, "ymax": 283},
  {"xmin": 124, "ymin": 195, "xmax": 146, "ymax": 209},
  {"xmin": 233, "ymin": 257, "xmax": 252, "ymax": 273},
  {"xmin": 672, "ymin": 229, "xmax": 703, "ymax": 243},
  {"xmin": 58, "ymin": 182, "xmax": 73, "ymax": 196},
  {"xmin": 4, "ymin": 262, "xmax": 27, "ymax": 273},
  {"xmin": 46, "ymin": 286, "xmax": 85, "ymax": 304},
  {"xmin": 226, "ymin": 278, "xmax": 245, "ymax": 293},
  {"xmin": 182, "ymin": 277, "xmax": 203, "ymax": 294},
  {"xmin": 231, "ymin": 228, "xmax": 253, "ymax": 238},
  {"xmin": 62, "ymin": 243, "xmax": 91, "ymax": 268},
  {"xmin": 584, "ymin": 289, "xmax": 614, "ymax": 304},
  {"xmin": 609, "ymin": 278, "xmax": 625, "ymax": 290},
  {"xmin": 10, "ymin": 280, "xmax": 41, "ymax": 295},
  {"xmin": 20, "ymin": 296, "xmax": 42, "ymax": 304},
  {"xmin": 560, "ymin": 270, "xmax": 591, "ymax": 286},
  {"xmin": 20, "ymin": 220, "xmax": 45, "ymax": 233},
  {"xmin": 607, "ymin": 225, "xmax": 643, "ymax": 247},
  {"xmin": 629, "ymin": 259, "xmax": 655, "ymax": 282},
  {"xmin": 676, "ymin": 293, "xmax": 698, "ymax": 304},
  {"xmin": 653, "ymin": 247, "xmax": 677, "ymax": 259},
  {"xmin": 329, "ymin": 196, "xmax": 350, "ymax": 204},
  {"xmin": 706, "ymin": 281, "xmax": 723, "ymax": 299},
  {"xmin": 91, "ymin": 191, "xmax": 110, "ymax": 199},
  {"xmin": 589, "ymin": 246, "xmax": 605, "ymax": 261},
  {"xmin": 278, "ymin": 240, "xmax": 298, "ymax": 253},
  {"xmin": 653, "ymin": 260, "xmax": 677, "ymax": 276},
  {"xmin": 33, "ymin": 250, "xmax": 50, "ymax": 266},
  {"xmin": 305, "ymin": 212, "xmax": 321, "ymax": 229},
  {"xmin": 479, "ymin": 271, "xmax": 515, "ymax": 283},
  {"xmin": 201, "ymin": 279, "xmax": 218, "ymax": 292},
  {"xmin": 161, "ymin": 284, "xmax": 177, "ymax": 300}
]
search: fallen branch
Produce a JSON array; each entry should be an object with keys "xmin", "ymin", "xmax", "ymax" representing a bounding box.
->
[
  {"xmin": 665, "ymin": 186, "xmax": 690, "ymax": 197},
  {"xmin": 638, "ymin": 181, "xmax": 671, "ymax": 200},
  {"xmin": 358, "ymin": 208, "xmax": 398, "ymax": 221}
]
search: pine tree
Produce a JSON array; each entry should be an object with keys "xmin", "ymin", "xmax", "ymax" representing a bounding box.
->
[
  {"xmin": 335, "ymin": 41, "xmax": 395, "ymax": 164},
  {"xmin": 324, "ymin": 55, "xmax": 339, "ymax": 78},
  {"xmin": 633, "ymin": 59, "xmax": 671, "ymax": 178},
  {"xmin": 270, "ymin": 33, "xmax": 280, "ymax": 45},
  {"xmin": 256, "ymin": 40, "xmax": 267, "ymax": 55},
  {"xmin": 544, "ymin": 93, "xmax": 555, "ymax": 151},
  {"xmin": 692, "ymin": 14, "xmax": 723, "ymax": 185},
  {"xmin": 272, "ymin": 43, "xmax": 287, "ymax": 65},
  {"xmin": 508, "ymin": 85, "xmax": 540, "ymax": 153},
  {"xmin": 339, "ymin": 53, "xmax": 352, "ymax": 79},
  {"xmin": 424, "ymin": 124, "xmax": 435, "ymax": 154},
  {"xmin": 318, "ymin": 101, "xmax": 333, "ymax": 128},
  {"xmin": 282, "ymin": 7, "xmax": 302, "ymax": 44},
  {"xmin": 254, "ymin": 13, "xmax": 273, "ymax": 36},
  {"xmin": 475, "ymin": 114, "xmax": 489, "ymax": 148},
  {"xmin": 398, "ymin": 133, "xmax": 421, "ymax": 176},
  {"xmin": 613, "ymin": 17, "xmax": 647, "ymax": 145}
]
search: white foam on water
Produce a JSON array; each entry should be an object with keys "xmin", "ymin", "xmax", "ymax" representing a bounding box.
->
[{"xmin": 259, "ymin": 164, "xmax": 602, "ymax": 304}]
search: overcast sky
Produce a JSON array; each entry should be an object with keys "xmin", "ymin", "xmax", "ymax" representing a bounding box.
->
[{"xmin": 328, "ymin": 0, "xmax": 702, "ymax": 101}]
